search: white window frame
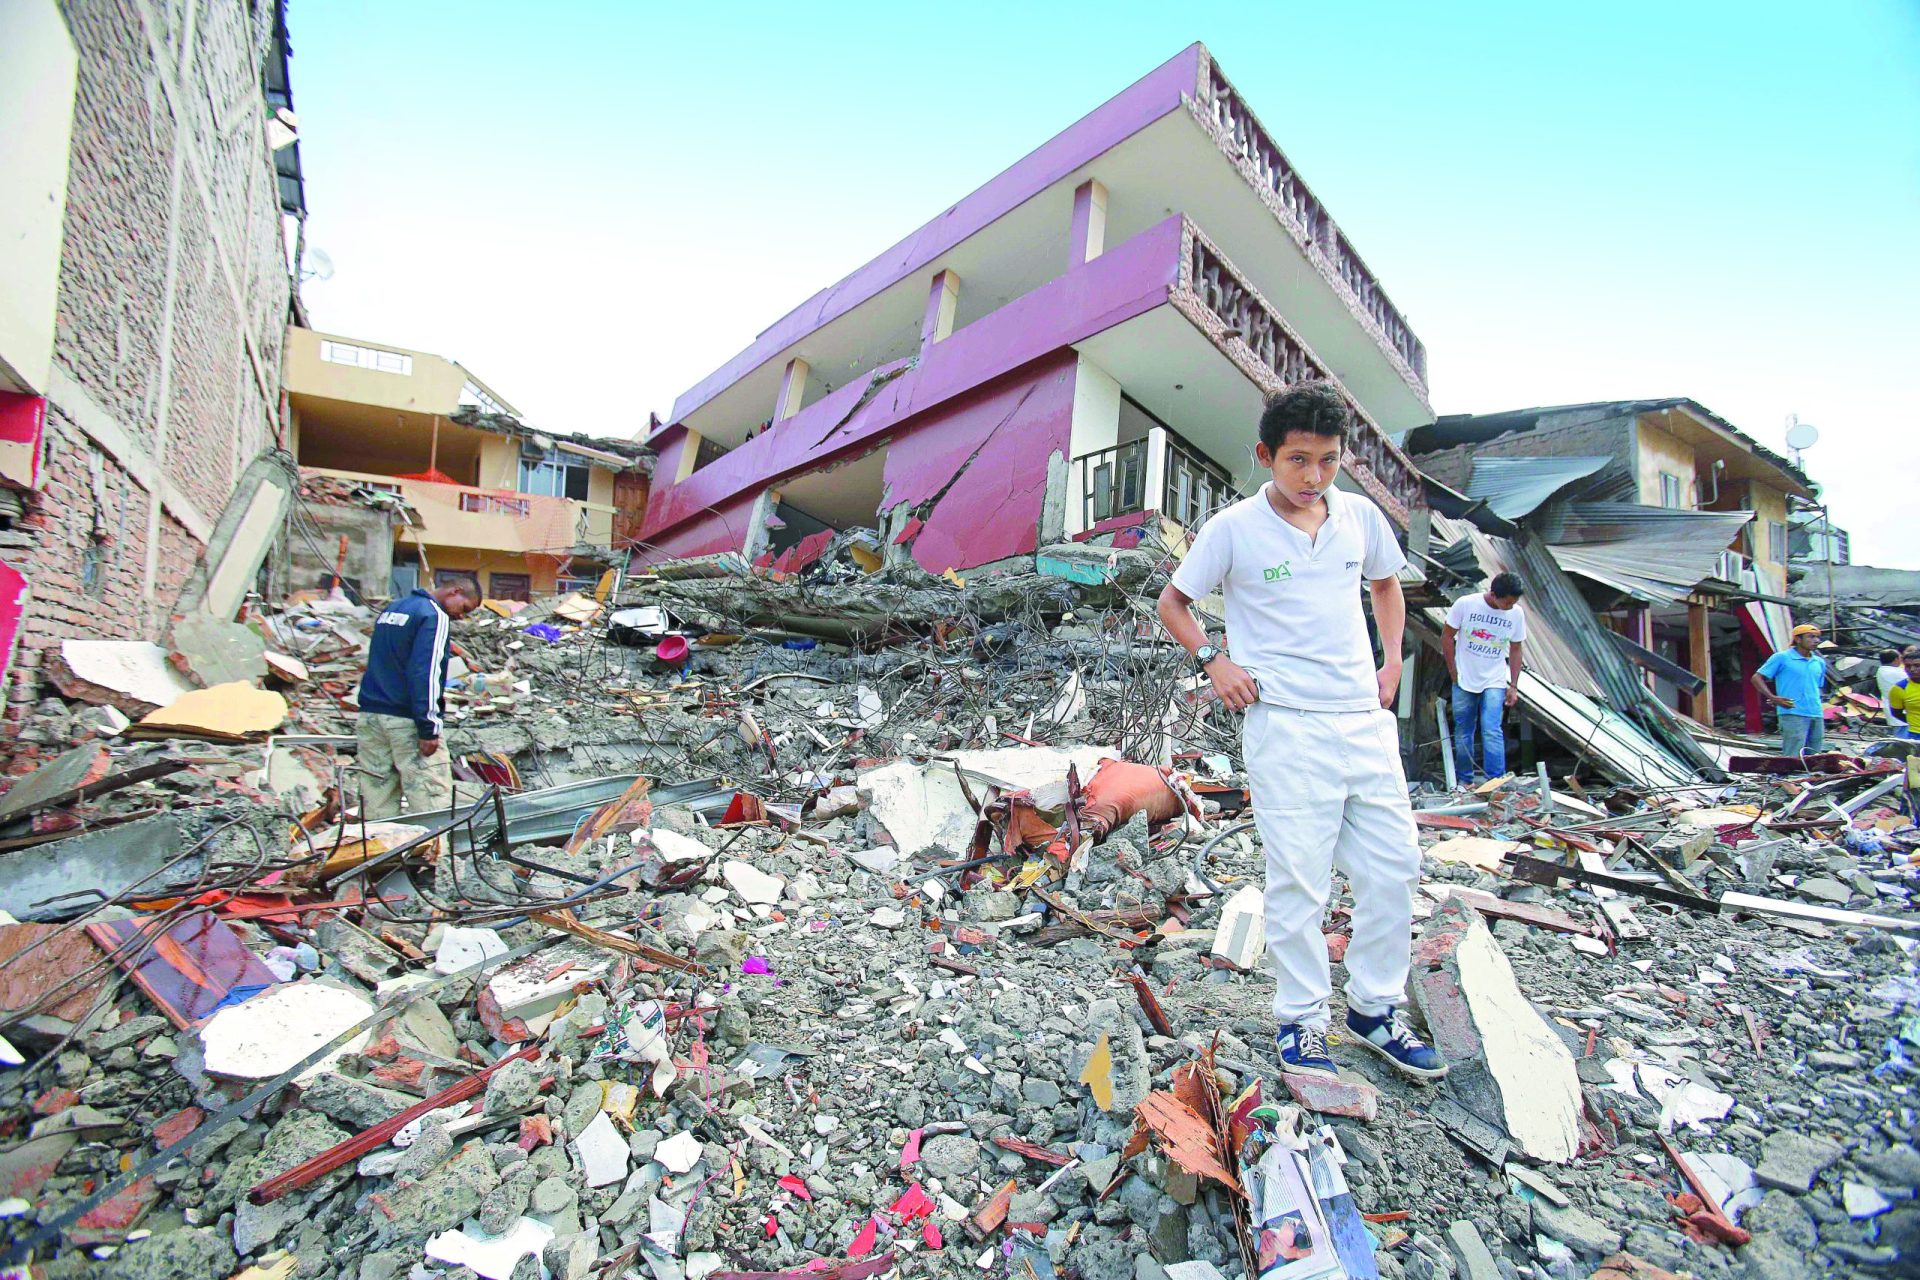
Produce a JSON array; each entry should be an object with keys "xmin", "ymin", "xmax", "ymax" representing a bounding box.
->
[{"xmin": 320, "ymin": 339, "xmax": 413, "ymax": 376}]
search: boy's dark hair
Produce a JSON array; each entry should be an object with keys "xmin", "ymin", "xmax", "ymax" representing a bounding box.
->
[
  {"xmin": 438, "ymin": 574, "xmax": 482, "ymax": 600},
  {"xmin": 1490, "ymin": 572, "xmax": 1526, "ymax": 599},
  {"xmin": 1881, "ymin": 649, "xmax": 1902, "ymax": 664},
  {"xmin": 1905, "ymin": 645, "xmax": 1920, "ymax": 662},
  {"xmin": 1259, "ymin": 383, "xmax": 1350, "ymax": 452}
]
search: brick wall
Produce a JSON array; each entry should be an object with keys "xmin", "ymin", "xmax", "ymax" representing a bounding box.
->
[
  {"xmin": 5, "ymin": 0, "xmax": 293, "ymax": 713},
  {"xmin": 1415, "ymin": 411, "xmax": 1637, "ymax": 495}
]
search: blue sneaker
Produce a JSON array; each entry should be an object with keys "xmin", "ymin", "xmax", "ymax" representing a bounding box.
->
[
  {"xmin": 1344, "ymin": 1008, "xmax": 1449, "ymax": 1081},
  {"xmin": 1276, "ymin": 1023, "xmax": 1337, "ymax": 1078}
]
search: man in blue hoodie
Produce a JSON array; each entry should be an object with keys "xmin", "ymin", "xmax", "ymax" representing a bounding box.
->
[{"xmin": 356, "ymin": 576, "xmax": 480, "ymax": 816}]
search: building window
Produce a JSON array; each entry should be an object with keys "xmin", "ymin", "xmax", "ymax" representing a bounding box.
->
[
  {"xmin": 519, "ymin": 450, "xmax": 591, "ymax": 501},
  {"xmin": 459, "ymin": 492, "xmax": 531, "ymax": 517},
  {"xmin": 1658, "ymin": 473, "xmax": 1687, "ymax": 509},
  {"xmin": 459, "ymin": 380, "xmax": 507, "ymax": 416},
  {"xmin": 320, "ymin": 340, "xmax": 413, "ymax": 376},
  {"xmin": 1769, "ymin": 520, "xmax": 1789, "ymax": 562},
  {"xmin": 488, "ymin": 572, "xmax": 531, "ymax": 602},
  {"xmin": 556, "ymin": 574, "xmax": 598, "ymax": 594}
]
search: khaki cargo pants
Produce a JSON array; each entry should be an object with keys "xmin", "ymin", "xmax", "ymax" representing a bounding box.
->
[{"xmin": 355, "ymin": 713, "xmax": 453, "ymax": 818}]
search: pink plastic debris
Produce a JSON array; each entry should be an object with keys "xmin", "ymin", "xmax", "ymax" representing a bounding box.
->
[
  {"xmin": 899, "ymin": 1127, "xmax": 923, "ymax": 1169},
  {"xmin": 891, "ymin": 1184, "xmax": 934, "ymax": 1222},
  {"xmin": 848, "ymin": 1218, "xmax": 879, "ymax": 1258},
  {"xmin": 742, "ymin": 957, "xmax": 772, "ymax": 975},
  {"xmin": 778, "ymin": 1174, "xmax": 813, "ymax": 1201}
]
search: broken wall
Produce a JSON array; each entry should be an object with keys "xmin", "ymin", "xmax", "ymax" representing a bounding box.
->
[
  {"xmin": 879, "ymin": 352, "xmax": 1078, "ymax": 574},
  {"xmin": 283, "ymin": 503, "xmax": 396, "ymax": 602},
  {"xmin": 1414, "ymin": 411, "xmax": 1636, "ymax": 495},
  {"xmin": 3, "ymin": 0, "xmax": 293, "ymax": 713}
]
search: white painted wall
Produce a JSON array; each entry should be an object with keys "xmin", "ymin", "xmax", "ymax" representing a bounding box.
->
[
  {"xmin": 1065, "ymin": 354, "xmax": 1122, "ymax": 535},
  {"xmin": 0, "ymin": 0, "xmax": 78, "ymax": 394}
]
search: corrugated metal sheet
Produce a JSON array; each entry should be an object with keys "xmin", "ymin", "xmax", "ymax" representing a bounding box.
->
[
  {"xmin": 1540, "ymin": 504, "xmax": 1754, "ymax": 603},
  {"xmin": 1514, "ymin": 675, "xmax": 1702, "ymax": 789},
  {"xmin": 1431, "ymin": 517, "xmax": 1602, "ymax": 698},
  {"xmin": 1463, "ymin": 456, "xmax": 1612, "ymax": 520},
  {"xmin": 1429, "ymin": 514, "xmax": 1718, "ymax": 776}
]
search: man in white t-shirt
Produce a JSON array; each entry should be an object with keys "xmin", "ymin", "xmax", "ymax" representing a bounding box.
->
[
  {"xmin": 1156, "ymin": 383, "xmax": 1446, "ymax": 1084},
  {"xmin": 1441, "ymin": 575, "xmax": 1528, "ymax": 784}
]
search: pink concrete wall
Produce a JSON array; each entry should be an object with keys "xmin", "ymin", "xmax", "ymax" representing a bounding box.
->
[
  {"xmin": 633, "ymin": 490, "xmax": 762, "ymax": 565},
  {"xmin": 880, "ymin": 354, "xmax": 1079, "ymax": 574},
  {"xmin": 639, "ymin": 215, "xmax": 1185, "ymax": 558}
]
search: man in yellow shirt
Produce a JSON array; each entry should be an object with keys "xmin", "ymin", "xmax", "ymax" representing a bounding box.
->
[{"xmin": 1888, "ymin": 646, "xmax": 1920, "ymax": 741}]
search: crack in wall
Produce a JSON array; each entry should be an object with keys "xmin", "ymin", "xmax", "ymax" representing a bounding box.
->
[{"xmin": 879, "ymin": 381, "xmax": 1041, "ymax": 525}]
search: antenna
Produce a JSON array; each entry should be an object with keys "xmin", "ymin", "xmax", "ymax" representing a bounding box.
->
[
  {"xmin": 299, "ymin": 246, "xmax": 334, "ymax": 283},
  {"xmin": 1784, "ymin": 414, "xmax": 1818, "ymax": 467}
]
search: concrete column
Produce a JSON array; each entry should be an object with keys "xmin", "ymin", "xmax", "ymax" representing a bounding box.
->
[
  {"xmin": 920, "ymin": 269, "xmax": 960, "ymax": 351},
  {"xmin": 1065, "ymin": 357, "xmax": 1121, "ymax": 536},
  {"xmin": 1143, "ymin": 426, "xmax": 1169, "ymax": 518},
  {"xmin": 1069, "ymin": 179, "xmax": 1108, "ymax": 268},
  {"xmin": 1686, "ymin": 600, "xmax": 1713, "ymax": 725},
  {"xmin": 774, "ymin": 358, "xmax": 810, "ymax": 423},
  {"xmin": 672, "ymin": 428, "xmax": 704, "ymax": 485}
]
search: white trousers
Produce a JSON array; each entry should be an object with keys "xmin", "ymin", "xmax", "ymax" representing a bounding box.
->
[{"xmin": 1243, "ymin": 704, "xmax": 1421, "ymax": 1029}]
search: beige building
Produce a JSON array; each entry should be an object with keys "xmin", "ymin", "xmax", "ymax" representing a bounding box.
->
[
  {"xmin": 1407, "ymin": 398, "xmax": 1816, "ymax": 732},
  {"xmin": 284, "ymin": 326, "xmax": 650, "ymax": 601}
]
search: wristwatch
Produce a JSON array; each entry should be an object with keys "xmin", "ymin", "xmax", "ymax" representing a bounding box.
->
[{"xmin": 1194, "ymin": 644, "xmax": 1222, "ymax": 670}]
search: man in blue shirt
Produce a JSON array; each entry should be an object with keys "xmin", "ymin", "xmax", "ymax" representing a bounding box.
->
[
  {"xmin": 356, "ymin": 577, "xmax": 480, "ymax": 816},
  {"xmin": 1751, "ymin": 623, "xmax": 1828, "ymax": 757}
]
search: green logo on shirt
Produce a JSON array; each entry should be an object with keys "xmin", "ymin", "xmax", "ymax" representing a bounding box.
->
[{"xmin": 1263, "ymin": 562, "xmax": 1293, "ymax": 582}]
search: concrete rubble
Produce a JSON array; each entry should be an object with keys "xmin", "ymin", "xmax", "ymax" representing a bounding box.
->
[{"xmin": 0, "ymin": 552, "xmax": 1915, "ymax": 1280}]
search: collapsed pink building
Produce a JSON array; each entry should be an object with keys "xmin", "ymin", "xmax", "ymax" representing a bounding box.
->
[{"xmin": 636, "ymin": 44, "xmax": 1431, "ymax": 575}]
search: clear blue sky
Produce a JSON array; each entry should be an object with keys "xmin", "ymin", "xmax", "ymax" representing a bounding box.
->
[{"xmin": 290, "ymin": 1, "xmax": 1920, "ymax": 566}]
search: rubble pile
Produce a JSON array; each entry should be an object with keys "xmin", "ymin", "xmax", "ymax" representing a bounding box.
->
[{"xmin": 0, "ymin": 557, "xmax": 1915, "ymax": 1280}]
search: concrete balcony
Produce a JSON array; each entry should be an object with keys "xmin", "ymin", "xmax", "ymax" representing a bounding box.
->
[
  {"xmin": 303, "ymin": 466, "xmax": 616, "ymax": 554},
  {"xmin": 1190, "ymin": 52, "xmax": 1426, "ymax": 387},
  {"xmin": 663, "ymin": 44, "xmax": 1430, "ymax": 459}
]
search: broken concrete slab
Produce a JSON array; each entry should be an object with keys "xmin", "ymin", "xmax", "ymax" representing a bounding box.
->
[
  {"xmin": 134, "ymin": 681, "xmax": 287, "ymax": 741},
  {"xmin": 45, "ymin": 639, "xmax": 196, "ymax": 714},
  {"xmin": 1209, "ymin": 884, "xmax": 1264, "ymax": 971},
  {"xmin": 0, "ymin": 743, "xmax": 109, "ymax": 822},
  {"xmin": 168, "ymin": 612, "xmax": 269, "ymax": 687},
  {"xmin": 197, "ymin": 981, "xmax": 373, "ymax": 1083},
  {"xmin": 0, "ymin": 812, "xmax": 202, "ymax": 922},
  {"xmin": 1533, "ymin": 1201, "xmax": 1623, "ymax": 1257},
  {"xmin": 574, "ymin": 1111, "xmax": 630, "ymax": 1187},
  {"xmin": 1410, "ymin": 896, "xmax": 1581, "ymax": 1163},
  {"xmin": 858, "ymin": 759, "xmax": 978, "ymax": 856},
  {"xmin": 722, "ymin": 860, "xmax": 785, "ymax": 906},
  {"xmin": 1280, "ymin": 1070, "xmax": 1379, "ymax": 1121},
  {"xmin": 1754, "ymin": 1130, "xmax": 1844, "ymax": 1193}
]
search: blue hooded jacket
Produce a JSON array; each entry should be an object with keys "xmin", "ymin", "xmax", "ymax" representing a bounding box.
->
[{"xmin": 358, "ymin": 589, "xmax": 452, "ymax": 739}]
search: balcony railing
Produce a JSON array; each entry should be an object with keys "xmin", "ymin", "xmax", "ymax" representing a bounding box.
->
[
  {"xmin": 1191, "ymin": 55, "xmax": 1427, "ymax": 385},
  {"xmin": 1174, "ymin": 221, "xmax": 1425, "ymax": 525},
  {"xmin": 1077, "ymin": 433, "xmax": 1239, "ymax": 532}
]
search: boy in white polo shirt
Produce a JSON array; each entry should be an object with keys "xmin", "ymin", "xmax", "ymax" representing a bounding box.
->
[{"xmin": 1156, "ymin": 383, "xmax": 1446, "ymax": 1082}]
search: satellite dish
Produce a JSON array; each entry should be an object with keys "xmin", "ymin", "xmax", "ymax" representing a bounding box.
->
[
  {"xmin": 300, "ymin": 246, "xmax": 334, "ymax": 282},
  {"xmin": 1785, "ymin": 421, "xmax": 1819, "ymax": 451}
]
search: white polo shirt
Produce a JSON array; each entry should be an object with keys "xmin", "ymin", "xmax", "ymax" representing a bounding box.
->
[{"xmin": 1170, "ymin": 484, "xmax": 1407, "ymax": 713}]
